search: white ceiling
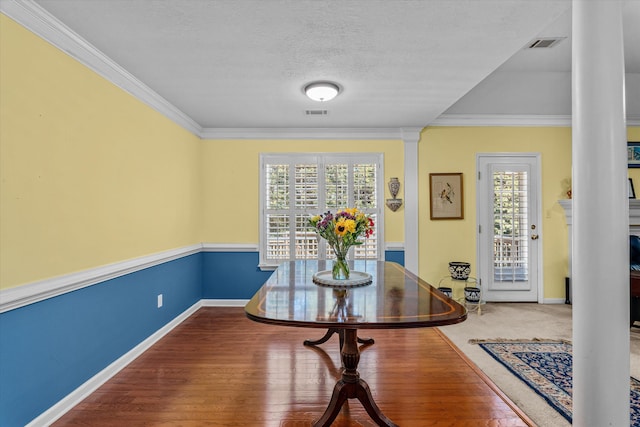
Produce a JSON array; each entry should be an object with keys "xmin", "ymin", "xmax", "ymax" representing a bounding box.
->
[
  {"xmin": 5, "ymin": 0, "xmax": 640, "ymax": 131},
  {"xmin": 447, "ymin": 4, "xmax": 640, "ymax": 117}
]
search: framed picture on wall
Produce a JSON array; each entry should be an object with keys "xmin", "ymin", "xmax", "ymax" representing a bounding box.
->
[
  {"xmin": 429, "ymin": 173, "xmax": 463, "ymax": 220},
  {"xmin": 628, "ymin": 142, "xmax": 640, "ymax": 168}
]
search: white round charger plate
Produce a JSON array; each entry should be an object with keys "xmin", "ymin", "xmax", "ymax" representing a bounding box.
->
[{"xmin": 312, "ymin": 270, "xmax": 373, "ymax": 288}]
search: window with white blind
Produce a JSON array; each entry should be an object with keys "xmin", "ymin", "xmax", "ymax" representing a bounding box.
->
[
  {"xmin": 493, "ymin": 171, "xmax": 529, "ymax": 282},
  {"xmin": 259, "ymin": 153, "xmax": 384, "ymax": 269}
]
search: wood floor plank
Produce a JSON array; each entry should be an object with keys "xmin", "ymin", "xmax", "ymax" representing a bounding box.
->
[{"xmin": 52, "ymin": 307, "xmax": 533, "ymax": 426}]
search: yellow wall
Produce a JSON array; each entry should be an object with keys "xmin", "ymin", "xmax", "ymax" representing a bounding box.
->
[
  {"xmin": 0, "ymin": 16, "xmax": 202, "ymax": 289},
  {"xmin": 419, "ymin": 126, "xmax": 573, "ymax": 299},
  {"xmin": 3, "ymin": 13, "xmax": 639, "ymax": 297},
  {"xmin": 419, "ymin": 126, "xmax": 640, "ymax": 299},
  {"xmin": 200, "ymin": 139, "xmax": 405, "ymax": 243}
]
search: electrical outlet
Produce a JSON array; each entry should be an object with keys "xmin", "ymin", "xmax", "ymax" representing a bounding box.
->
[{"xmin": 157, "ymin": 294, "xmax": 163, "ymax": 308}]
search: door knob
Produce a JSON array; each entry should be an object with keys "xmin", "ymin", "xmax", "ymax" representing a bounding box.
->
[{"xmin": 531, "ymin": 234, "xmax": 539, "ymax": 240}]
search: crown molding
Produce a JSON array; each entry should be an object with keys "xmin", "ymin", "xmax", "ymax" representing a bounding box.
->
[
  {"xmin": 431, "ymin": 114, "xmax": 573, "ymax": 127},
  {"xmin": 3, "ymin": 1, "xmax": 637, "ymax": 139},
  {"xmin": 0, "ymin": 0, "xmax": 203, "ymax": 136},
  {"xmin": 432, "ymin": 114, "xmax": 640, "ymax": 127},
  {"xmin": 199, "ymin": 127, "xmax": 409, "ymax": 140}
]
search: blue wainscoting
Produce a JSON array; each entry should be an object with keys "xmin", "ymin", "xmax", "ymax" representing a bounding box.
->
[
  {"xmin": 0, "ymin": 248, "xmax": 404, "ymax": 426},
  {"xmin": 202, "ymin": 250, "xmax": 405, "ymax": 299},
  {"xmin": 202, "ymin": 251, "xmax": 273, "ymax": 299},
  {"xmin": 0, "ymin": 253, "xmax": 203, "ymax": 427},
  {"xmin": 385, "ymin": 250, "xmax": 405, "ymax": 267}
]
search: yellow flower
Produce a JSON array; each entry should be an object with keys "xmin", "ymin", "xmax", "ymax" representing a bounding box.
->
[
  {"xmin": 345, "ymin": 219, "xmax": 356, "ymax": 233},
  {"xmin": 335, "ymin": 217, "xmax": 356, "ymax": 236}
]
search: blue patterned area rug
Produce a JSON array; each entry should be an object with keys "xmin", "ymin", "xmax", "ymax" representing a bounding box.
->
[{"xmin": 476, "ymin": 340, "xmax": 640, "ymax": 425}]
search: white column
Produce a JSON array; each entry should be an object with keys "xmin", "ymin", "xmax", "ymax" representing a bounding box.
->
[
  {"xmin": 401, "ymin": 128, "xmax": 422, "ymax": 275},
  {"xmin": 572, "ymin": 1, "xmax": 629, "ymax": 426}
]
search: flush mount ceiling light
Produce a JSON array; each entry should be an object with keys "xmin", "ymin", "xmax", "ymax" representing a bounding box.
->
[{"xmin": 304, "ymin": 81, "xmax": 340, "ymax": 102}]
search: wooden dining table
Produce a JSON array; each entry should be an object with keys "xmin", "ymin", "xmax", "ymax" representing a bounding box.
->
[{"xmin": 244, "ymin": 260, "xmax": 467, "ymax": 427}]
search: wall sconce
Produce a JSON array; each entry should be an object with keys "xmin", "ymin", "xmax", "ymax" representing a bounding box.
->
[{"xmin": 385, "ymin": 177, "xmax": 403, "ymax": 212}]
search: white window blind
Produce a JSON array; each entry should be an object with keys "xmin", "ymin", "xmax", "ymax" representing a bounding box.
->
[
  {"xmin": 493, "ymin": 170, "xmax": 529, "ymax": 282},
  {"xmin": 260, "ymin": 153, "xmax": 383, "ymax": 268}
]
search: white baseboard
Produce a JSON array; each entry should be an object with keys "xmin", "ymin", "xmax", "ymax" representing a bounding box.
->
[
  {"xmin": 26, "ymin": 300, "xmax": 203, "ymax": 427},
  {"xmin": 22, "ymin": 294, "xmax": 568, "ymax": 426},
  {"xmin": 25, "ymin": 299, "xmax": 250, "ymax": 426},
  {"xmin": 201, "ymin": 299, "xmax": 249, "ymax": 307},
  {"xmin": 542, "ymin": 298, "xmax": 568, "ymax": 304}
]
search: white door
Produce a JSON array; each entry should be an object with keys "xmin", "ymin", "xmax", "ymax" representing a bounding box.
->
[{"xmin": 477, "ymin": 154, "xmax": 542, "ymax": 302}]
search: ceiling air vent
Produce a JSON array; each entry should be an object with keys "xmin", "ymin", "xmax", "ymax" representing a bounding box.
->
[
  {"xmin": 527, "ymin": 37, "xmax": 566, "ymax": 49},
  {"xmin": 305, "ymin": 109, "xmax": 329, "ymax": 116}
]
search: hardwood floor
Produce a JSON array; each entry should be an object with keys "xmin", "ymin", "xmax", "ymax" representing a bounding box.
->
[{"xmin": 53, "ymin": 307, "xmax": 533, "ymax": 426}]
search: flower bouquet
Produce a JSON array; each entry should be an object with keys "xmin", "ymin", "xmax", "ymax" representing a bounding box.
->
[{"xmin": 309, "ymin": 208, "xmax": 375, "ymax": 280}]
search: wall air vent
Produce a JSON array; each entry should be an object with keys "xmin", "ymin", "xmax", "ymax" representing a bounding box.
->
[
  {"xmin": 305, "ymin": 109, "xmax": 329, "ymax": 116},
  {"xmin": 527, "ymin": 37, "xmax": 566, "ymax": 49}
]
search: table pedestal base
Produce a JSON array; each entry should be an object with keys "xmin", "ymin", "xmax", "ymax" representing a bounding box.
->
[
  {"xmin": 304, "ymin": 328, "xmax": 374, "ymax": 351},
  {"xmin": 313, "ymin": 329, "xmax": 397, "ymax": 427}
]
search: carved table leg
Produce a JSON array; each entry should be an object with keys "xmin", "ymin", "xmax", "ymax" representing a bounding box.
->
[
  {"xmin": 304, "ymin": 328, "xmax": 374, "ymax": 351},
  {"xmin": 304, "ymin": 328, "xmax": 339, "ymax": 347},
  {"xmin": 357, "ymin": 335, "xmax": 375, "ymax": 346},
  {"xmin": 313, "ymin": 329, "xmax": 397, "ymax": 427}
]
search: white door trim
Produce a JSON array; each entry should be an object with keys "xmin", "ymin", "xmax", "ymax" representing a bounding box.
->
[{"xmin": 476, "ymin": 153, "xmax": 544, "ymax": 303}]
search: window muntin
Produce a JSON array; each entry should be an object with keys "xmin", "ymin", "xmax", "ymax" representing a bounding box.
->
[
  {"xmin": 260, "ymin": 154, "xmax": 383, "ymax": 268},
  {"xmin": 493, "ymin": 170, "xmax": 529, "ymax": 282}
]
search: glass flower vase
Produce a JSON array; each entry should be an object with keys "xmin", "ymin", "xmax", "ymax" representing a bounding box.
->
[
  {"xmin": 331, "ymin": 245, "xmax": 350, "ymax": 280},
  {"xmin": 332, "ymin": 255, "xmax": 350, "ymax": 280}
]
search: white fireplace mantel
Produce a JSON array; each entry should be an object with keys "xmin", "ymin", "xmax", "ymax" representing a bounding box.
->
[
  {"xmin": 559, "ymin": 199, "xmax": 640, "ymax": 297},
  {"xmin": 559, "ymin": 199, "xmax": 640, "ymax": 228}
]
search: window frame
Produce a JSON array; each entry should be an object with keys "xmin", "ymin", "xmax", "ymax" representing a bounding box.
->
[{"xmin": 259, "ymin": 152, "xmax": 385, "ymax": 270}]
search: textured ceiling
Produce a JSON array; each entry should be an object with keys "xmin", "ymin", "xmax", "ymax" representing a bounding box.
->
[
  {"xmin": 14, "ymin": 0, "xmax": 639, "ymax": 129},
  {"xmin": 447, "ymin": 4, "xmax": 640, "ymax": 116}
]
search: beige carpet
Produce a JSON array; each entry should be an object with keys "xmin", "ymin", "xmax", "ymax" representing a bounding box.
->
[{"xmin": 437, "ymin": 303, "xmax": 640, "ymax": 427}]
